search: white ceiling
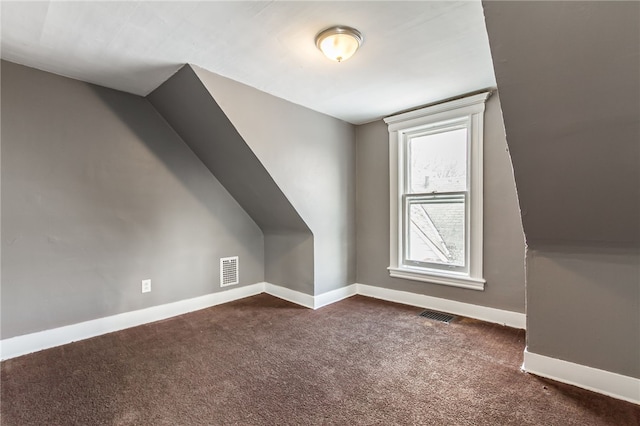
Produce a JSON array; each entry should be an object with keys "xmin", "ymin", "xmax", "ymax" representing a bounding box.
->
[{"xmin": 1, "ymin": 1, "xmax": 496, "ymax": 125}]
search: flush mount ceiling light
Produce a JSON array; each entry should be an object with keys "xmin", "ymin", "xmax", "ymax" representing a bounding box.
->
[{"xmin": 315, "ymin": 26, "xmax": 363, "ymax": 63}]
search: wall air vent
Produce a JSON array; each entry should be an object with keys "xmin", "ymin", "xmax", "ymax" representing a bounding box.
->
[
  {"xmin": 419, "ymin": 309, "xmax": 456, "ymax": 324},
  {"xmin": 220, "ymin": 256, "xmax": 239, "ymax": 287}
]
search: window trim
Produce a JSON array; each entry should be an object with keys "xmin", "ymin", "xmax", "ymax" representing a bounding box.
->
[{"xmin": 384, "ymin": 92, "xmax": 490, "ymax": 291}]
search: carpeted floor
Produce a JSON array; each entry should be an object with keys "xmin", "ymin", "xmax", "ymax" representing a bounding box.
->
[{"xmin": 1, "ymin": 294, "xmax": 638, "ymax": 425}]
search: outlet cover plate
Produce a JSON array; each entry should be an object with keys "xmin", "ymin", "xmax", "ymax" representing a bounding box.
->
[{"xmin": 141, "ymin": 279, "xmax": 151, "ymax": 293}]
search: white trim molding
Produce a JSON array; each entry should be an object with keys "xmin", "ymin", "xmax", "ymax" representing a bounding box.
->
[
  {"xmin": 355, "ymin": 283, "xmax": 525, "ymax": 329},
  {"xmin": 0, "ymin": 283, "xmax": 265, "ymax": 361},
  {"xmin": 523, "ymin": 349, "xmax": 640, "ymax": 405},
  {"xmin": 0, "ymin": 282, "xmax": 358, "ymax": 360},
  {"xmin": 263, "ymin": 283, "xmax": 358, "ymax": 310},
  {"xmin": 314, "ymin": 284, "xmax": 358, "ymax": 309},
  {"xmin": 6, "ymin": 280, "xmax": 638, "ymax": 406},
  {"xmin": 385, "ymin": 92, "xmax": 490, "ymax": 291},
  {"xmin": 388, "ymin": 267, "xmax": 485, "ymax": 291},
  {"xmin": 385, "ymin": 92, "xmax": 493, "ymax": 130},
  {"xmin": 263, "ymin": 283, "xmax": 315, "ymax": 309},
  {"xmin": 1, "ymin": 282, "xmax": 526, "ymax": 361}
]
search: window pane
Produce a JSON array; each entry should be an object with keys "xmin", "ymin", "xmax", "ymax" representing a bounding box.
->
[
  {"xmin": 409, "ymin": 128, "xmax": 467, "ymax": 193},
  {"xmin": 407, "ymin": 195, "xmax": 465, "ymax": 267}
]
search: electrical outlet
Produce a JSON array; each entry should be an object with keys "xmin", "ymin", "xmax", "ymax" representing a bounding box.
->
[{"xmin": 141, "ymin": 279, "xmax": 151, "ymax": 293}]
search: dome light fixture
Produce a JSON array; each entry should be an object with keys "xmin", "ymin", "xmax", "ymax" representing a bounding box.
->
[{"xmin": 315, "ymin": 25, "xmax": 363, "ymax": 63}]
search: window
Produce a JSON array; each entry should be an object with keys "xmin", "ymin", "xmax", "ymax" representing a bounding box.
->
[{"xmin": 384, "ymin": 92, "xmax": 490, "ymax": 290}]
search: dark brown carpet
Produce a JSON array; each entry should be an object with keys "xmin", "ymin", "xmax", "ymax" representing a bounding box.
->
[{"xmin": 1, "ymin": 294, "xmax": 638, "ymax": 425}]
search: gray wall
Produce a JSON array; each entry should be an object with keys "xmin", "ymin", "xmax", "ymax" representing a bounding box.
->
[
  {"xmin": 192, "ymin": 66, "xmax": 356, "ymax": 295},
  {"xmin": 1, "ymin": 61, "xmax": 265, "ymax": 339},
  {"xmin": 483, "ymin": 1, "xmax": 640, "ymax": 377},
  {"xmin": 356, "ymin": 93, "xmax": 526, "ymax": 313},
  {"xmin": 264, "ymin": 231, "xmax": 315, "ymax": 292},
  {"xmin": 147, "ymin": 65, "xmax": 314, "ymax": 294},
  {"xmin": 527, "ymin": 246, "xmax": 639, "ymax": 377},
  {"xmin": 483, "ymin": 1, "xmax": 640, "ymax": 246}
]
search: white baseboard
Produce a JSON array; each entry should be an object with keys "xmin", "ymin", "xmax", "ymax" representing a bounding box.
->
[
  {"xmin": 5, "ymin": 281, "xmax": 636, "ymax": 405},
  {"xmin": 1, "ymin": 281, "xmax": 527, "ymax": 361},
  {"xmin": 0, "ymin": 283, "xmax": 265, "ymax": 361},
  {"xmin": 313, "ymin": 284, "xmax": 358, "ymax": 309},
  {"xmin": 355, "ymin": 283, "xmax": 526, "ymax": 329},
  {"xmin": 264, "ymin": 283, "xmax": 315, "ymax": 309},
  {"xmin": 523, "ymin": 349, "xmax": 640, "ymax": 405},
  {"xmin": 263, "ymin": 283, "xmax": 357, "ymax": 309}
]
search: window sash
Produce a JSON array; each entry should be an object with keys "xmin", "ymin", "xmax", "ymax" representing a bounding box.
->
[
  {"xmin": 403, "ymin": 120, "xmax": 470, "ymax": 194},
  {"xmin": 402, "ymin": 192, "xmax": 469, "ymax": 274},
  {"xmin": 401, "ymin": 120, "xmax": 471, "ymax": 276}
]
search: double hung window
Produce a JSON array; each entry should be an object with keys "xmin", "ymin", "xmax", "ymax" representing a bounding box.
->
[{"xmin": 385, "ymin": 92, "xmax": 489, "ymax": 290}]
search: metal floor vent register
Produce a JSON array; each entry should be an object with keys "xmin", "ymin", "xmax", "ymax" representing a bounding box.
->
[
  {"xmin": 419, "ymin": 309, "xmax": 456, "ymax": 324},
  {"xmin": 220, "ymin": 256, "xmax": 239, "ymax": 287}
]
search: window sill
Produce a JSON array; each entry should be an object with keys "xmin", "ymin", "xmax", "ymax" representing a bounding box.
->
[{"xmin": 387, "ymin": 267, "xmax": 485, "ymax": 291}]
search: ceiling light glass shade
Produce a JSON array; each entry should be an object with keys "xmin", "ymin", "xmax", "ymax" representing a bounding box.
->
[{"xmin": 315, "ymin": 26, "xmax": 363, "ymax": 62}]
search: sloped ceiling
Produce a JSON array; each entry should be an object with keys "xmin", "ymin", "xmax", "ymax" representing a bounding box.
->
[
  {"xmin": 147, "ymin": 64, "xmax": 310, "ymax": 235},
  {"xmin": 1, "ymin": 1, "xmax": 495, "ymax": 124},
  {"xmin": 483, "ymin": 1, "xmax": 640, "ymax": 247}
]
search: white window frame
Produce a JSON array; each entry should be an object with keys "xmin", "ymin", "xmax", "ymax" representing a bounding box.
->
[{"xmin": 384, "ymin": 92, "xmax": 490, "ymax": 291}]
